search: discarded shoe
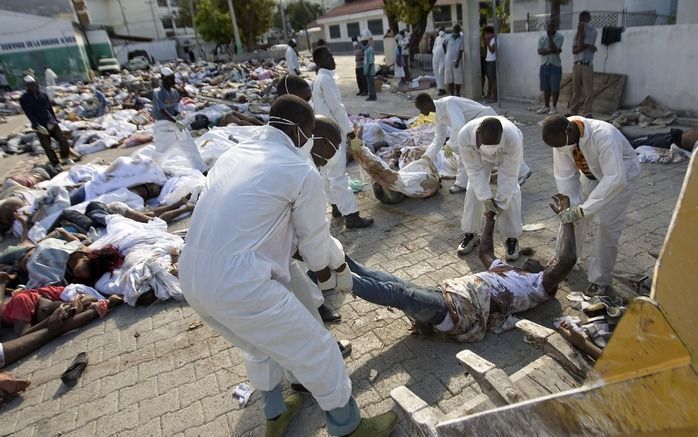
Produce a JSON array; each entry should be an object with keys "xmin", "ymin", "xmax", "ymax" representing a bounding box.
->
[
  {"xmin": 61, "ymin": 352, "xmax": 88, "ymax": 385},
  {"xmin": 265, "ymin": 393, "xmax": 303, "ymax": 437},
  {"xmin": 346, "ymin": 411, "xmax": 399, "ymax": 436}
]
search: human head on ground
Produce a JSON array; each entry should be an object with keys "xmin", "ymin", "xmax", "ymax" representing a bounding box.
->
[
  {"xmin": 0, "ymin": 198, "xmax": 24, "ymax": 234},
  {"xmin": 476, "ymin": 117, "xmax": 503, "ymax": 147},
  {"xmin": 268, "ymin": 94, "xmax": 315, "ymax": 149},
  {"xmin": 24, "ymin": 75, "xmax": 38, "ymax": 94},
  {"xmin": 312, "ymin": 115, "xmax": 341, "ymax": 168},
  {"xmin": 541, "ymin": 114, "xmax": 579, "ymax": 148},
  {"xmin": 415, "ymin": 93, "xmax": 436, "ymax": 116},
  {"xmin": 160, "ymin": 67, "xmax": 175, "ymax": 90},
  {"xmin": 483, "ymin": 25, "xmax": 495, "ymax": 38},
  {"xmin": 313, "ymin": 46, "xmax": 336, "ymax": 70},
  {"xmin": 579, "ymin": 10, "xmax": 591, "ymax": 24},
  {"xmin": 452, "ymin": 24, "xmax": 462, "ymax": 37},
  {"xmin": 276, "ymin": 75, "xmax": 311, "ymax": 102},
  {"xmin": 129, "ymin": 182, "xmax": 163, "ymax": 200},
  {"xmin": 65, "ymin": 245, "xmax": 124, "ymax": 287}
]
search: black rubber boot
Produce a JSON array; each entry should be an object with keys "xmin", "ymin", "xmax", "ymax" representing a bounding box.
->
[{"xmin": 345, "ymin": 212, "xmax": 374, "ymax": 229}]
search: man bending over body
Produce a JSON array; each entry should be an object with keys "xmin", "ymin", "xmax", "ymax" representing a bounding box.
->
[{"xmin": 347, "ymin": 194, "xmax": 577, "ymax": 342}]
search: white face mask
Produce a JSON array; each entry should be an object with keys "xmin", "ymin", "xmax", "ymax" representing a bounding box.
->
[
  {"xmin": 268, "ymin": 116, "xmax": 314, "ymax": 154},
  {"xmin": 480, "ymin": 144, "xmax": 499, "ymax": 163},
  {"xmin": 438, "ymin": 31, "xmax": 445, "ymax": 37},
  {"xmin": 312, "ymin": 136, "xmax": 340, "ymax": 167}
]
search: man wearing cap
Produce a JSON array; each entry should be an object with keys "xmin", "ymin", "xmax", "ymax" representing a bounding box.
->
[
  {"xmin": 360, "ymin": 30, "xmax": 376, "ymax": 101},
  {"xmin": 151, "ymin": 67, "xmax": 206, "ymax": 172},
  {"xmin": 286, "ymin": 39, "xmax": 300, "ymax": 76},
  {"xmin": 19, "ymin": 75, "xmax": 73, "ymax": 166}
]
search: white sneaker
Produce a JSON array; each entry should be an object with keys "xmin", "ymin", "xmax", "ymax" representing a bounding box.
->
[
  {"xmin": 548, "ymin": 106, "xmax": 558, "ymax": 114},
  {"xmin": 536, "ymin": 106, "xmax": 550, "ymax": 114},
  {"xmin": 457, "ymin": 233, "xmax": 479, "ymax": 255}
]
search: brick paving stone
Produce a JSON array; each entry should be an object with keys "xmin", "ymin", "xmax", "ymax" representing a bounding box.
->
[
  {"xmin": 139, "ymin": 388, "xmax": 180, "ymax": 424},
  {"xmin": 119, "ymin": 376, "xmax": 158, "ymax": 408},
  {"xmin": 96, "ymin": 403, "xmax": 139, "ymax": 436},
  {"xmin": 178, "ymin": 373, "xmax": 220, "ymax": 408},
  {"xmin": 117, "ymin": 417, "xmax": 161, "ymax": 437},
  {"xmin": 161, "ymin": 400, "xmax": 205, "ymax": 435},
  {"xmin": 77, "ymin": 391, "xmax": 118, "ymax": 427},
  {"xmin": 61, "ymin": 421, "xmax": 98, "ymax": 437}
]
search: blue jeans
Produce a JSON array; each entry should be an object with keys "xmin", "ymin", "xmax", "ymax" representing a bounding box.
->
[
  {"xmin": 366, "ymin": 74, "xmax": 376, "ymax": 99},
  {"xmin": 539, "ymin": 63, "xmax": 562, "ymax": 92},
  {"xmin": 346, "ymin": 256, "xmax": 447, "ymax": 325}
]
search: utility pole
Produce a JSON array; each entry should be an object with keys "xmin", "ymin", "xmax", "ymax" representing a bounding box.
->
[
  {"xmin": 280, "ymin": 2, "xmax": 288, "ymax": 40},
  {"xmin": 147, "ymin": 0, "xmax": 162, "ymax": 39},
  {"xmin": 300, "ymin": 0, "xmax": 311, "ymax": 53},
  {"xmin": 117, "ymin": 0, "xmax": 131, "ymax": 35},
  {"xmin": 491, "ymin": 0, "xmax": 501, "ymax": 108},
  {"xmin": 226, "ymin": 0, "xmax": 244, "ymax": 54},
  {"xmin": 189, "ymin": 0, "xmax": 203, "ymax": 60}
]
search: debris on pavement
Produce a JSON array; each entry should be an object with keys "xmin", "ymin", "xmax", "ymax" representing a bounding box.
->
[{"xmin": 232, "ymin": 383, "xmax": 255, "ymax": 408}]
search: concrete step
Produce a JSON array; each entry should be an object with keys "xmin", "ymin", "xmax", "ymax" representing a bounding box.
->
[{"xmin": 456, "ymin": 350, "xmax": 524, "ymax": 405}]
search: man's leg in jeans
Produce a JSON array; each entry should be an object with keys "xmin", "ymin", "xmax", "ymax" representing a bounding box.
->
[
  {"xmin": 50, "ymin": 125, "xmax": 71, "ymax": 160},
  {"xmin": 37, "ymin": 131, "xmax": 59, "ymax": 165},
  {"xmin": 347, "ymin": 257, "xmax": 448, "ymax": 325}
]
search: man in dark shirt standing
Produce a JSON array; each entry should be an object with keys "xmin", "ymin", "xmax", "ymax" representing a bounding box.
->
[{"xmin": 19, "ymin": 75, "xmax": 72, "ymax": 166}]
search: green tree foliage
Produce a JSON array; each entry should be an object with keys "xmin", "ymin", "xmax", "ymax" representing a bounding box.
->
[
  {"xmin": 194, "ymin": 0, "xmax": 275, "ymax": 49},
  {"xmin": 286, "ymin": 1, "xmax": 323, "ymax": 32},
  {"xmin": 480, "ymin": 0, "xmax": 511, "ymax": 33},
  {"xmin": 384, "ymin": 0, "xmax": 438, "ymax": 53}
]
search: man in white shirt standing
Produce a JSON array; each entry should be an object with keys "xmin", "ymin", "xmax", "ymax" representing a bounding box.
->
[
  {"xmin": 312, "ymin": 46, "xmax": 374, "ymax": 228},
  {"xmin": 483, "ymin": 26, "xmax": 497, "ymax": 102},
  {"xmin": 444, "ymin": 24, "xmax": 465, "ymax": 97},
  {"xmin": 285, "ymin": 39, "xmax": 300, "ymax": 76},
  {"xmin": 456, "ymin": 116, "xmax": 524, "ymax": 261},
  {"xmin": 542, "ymin": 114, "xmax": 640, "ymax": 296},
  {"xmin": 432, "ymin": 28, "xmax": 447, "ymax": 96},
  {"xmin": 44, "ymin": 66, "xmax": 57, "ymax": 88}
]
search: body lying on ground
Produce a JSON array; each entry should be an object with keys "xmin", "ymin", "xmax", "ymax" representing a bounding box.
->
[{"xmin": 347, "ymin": 194, "xmax": 577, "ymax": 342}]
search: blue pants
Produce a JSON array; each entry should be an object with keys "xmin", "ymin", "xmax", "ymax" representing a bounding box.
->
[
  {"xmin": 261, "ymin": 384, "xmax": 361, "ymax": 436},
  {"xmin": 539, "ymin": 63, "xmax": 562, "ymax": 92},
  {"xmin": 366, "ymin": 74, "xmax": 376, "ymax": 99},
  {"xmin": 346, "ymin": 256, "xmax": 447, "ymax": 325}
]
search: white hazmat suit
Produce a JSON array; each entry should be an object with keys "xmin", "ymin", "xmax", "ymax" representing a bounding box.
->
[
  {"xmin": 179, "ymin": 126, "xmax": 352, "ymax": 411},
  {"xmin": 424, "ymin": 97, "xmax": 497, "ymax": 188},
  {"xmin": 432, "ymin": 32, "xmax": 446, "ymax": 91},
  {"xmin": 312, "ymin": 68, "xmax": 358, "ymax": 216},
  {"xmin": 458, "ymin": 115, "xmax": 523, "ymax": 238},
  {"xmin": 286, "ymin": 45, "xmax": 299, "ymax": 75},
  {"xmin": 553, "ymin": 116, "xmax": 640, "ymax": 286}
]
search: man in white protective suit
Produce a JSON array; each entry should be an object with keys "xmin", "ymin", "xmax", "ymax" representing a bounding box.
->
[
  {"xmin": 456, "ymin": 116, "xmax": 524, "ymax": 262},
  {"xmin": 432, "ymin": 28, "xmax": 447, "ymax": 97},
  {"xmin": 179, "ymin": 95, "xmax": 397, "ymax": 437},
  {"xmin": 415, "ymin": 93, "xmax": 533, "ymax": 194},
  {"xmin": 542, "ymin": 114, "xmax": 640, "ymax": 296},
  {"xmin": 151, "ymin": 67, "xmax": 206, "ymax": 172},
  {"xmin": 285, "ymin": 39, "xmax": 300, "ymax": 76},
  {"xmin": 312, "ymin": 46, "xmax": 374, "ymax": 228}
]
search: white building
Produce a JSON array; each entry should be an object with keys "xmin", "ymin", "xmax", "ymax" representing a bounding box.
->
[{"xmin": 316, "ymin": 0, "xmax": 462, "ymax": 53}]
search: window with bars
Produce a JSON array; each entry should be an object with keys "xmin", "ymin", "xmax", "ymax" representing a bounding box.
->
[
  {"xmin": 329, "ymin": 24, "xmax": 341, "ymax": 39},
  {"xmin": 347, "ymin": 22, "xmax": 360, "ymax": 38},
  {"xmin": 367, "ymin": 19, "xmax": 383, "ymax": 36}
]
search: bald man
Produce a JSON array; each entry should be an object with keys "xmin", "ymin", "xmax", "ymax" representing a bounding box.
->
[{"xmin": 277, "ymin": 74, "xmax": 312, "ymax": 102}]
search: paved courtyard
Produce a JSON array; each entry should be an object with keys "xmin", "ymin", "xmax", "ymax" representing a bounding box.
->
[{"xmin": 0, "ymin": 55, "xmax": 690, "ymax": 437}]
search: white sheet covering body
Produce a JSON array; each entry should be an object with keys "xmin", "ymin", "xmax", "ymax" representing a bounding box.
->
[
  {"xmin": 552, "ymin": 116, "xmax": 640, "ymax": 286},
  {"xmin": 178, "ymin": 126, "xmax": 352, "ymax": 411},
  {"xmin": 89, "ymin": 215, "xmax": 184, "ymax": 305},
  {"xmin": 457, "ymin": 115, "xmax": 524, "ymax": 238},
  {"xmin": 145, "ymin": 120, "xmax": 207, "ymax": 173}
]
